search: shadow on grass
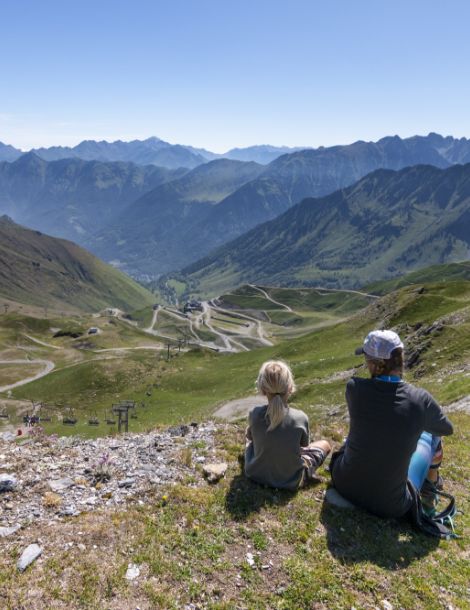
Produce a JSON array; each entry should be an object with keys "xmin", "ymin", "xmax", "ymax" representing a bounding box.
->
[
  {"xmin": 225, "ymin": 472, "xmax": 297, "ymax": 521},
  {"xmin": 225, "ymin": 452, "xmax": 324, "ymax": 521},
  {"xmin": 320, "ymin": 498, "xmax": 439, "ymax": 570}
]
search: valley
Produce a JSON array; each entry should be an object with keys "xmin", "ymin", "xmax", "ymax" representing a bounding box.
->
[{"xmin": 1, "ymin": 266, "xmax": 469, "ymax": 442}]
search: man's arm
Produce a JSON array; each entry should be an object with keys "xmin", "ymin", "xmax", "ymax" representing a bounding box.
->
[{"xmin": 423, "ymin": 392, "xmax": 453, "ymax": 436}]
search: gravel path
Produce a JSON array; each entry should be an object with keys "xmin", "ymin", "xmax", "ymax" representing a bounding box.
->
[
  {"xmin": 213, "ymin": 395, "xmax": 264, "ymax": 422},
  {"xmin": 0, "ymin": 359, "xmax": 55, "ymax": 393},
  {"xmin": 249, "ymin": 284, "xmax": 293, "ymax": 312},
  {"xmin": 444, "ymin": 394, "xmax": 470, "ymax": 414}
]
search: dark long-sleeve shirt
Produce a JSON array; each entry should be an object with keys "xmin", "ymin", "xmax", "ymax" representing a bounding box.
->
[{"xmin": 331, "ymin": 377, "xmax": 453, "ymax": 518}]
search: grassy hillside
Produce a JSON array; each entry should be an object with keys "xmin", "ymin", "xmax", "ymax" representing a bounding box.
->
[
  {"xmin": 6, "ymin": 272, "xmax": 469, "ymax": 437},
  {"xmin": 0, "ymin": 216, "xmax": 155, "ymax": 312},
  {"xmin": 366, "ymin": 261, "xmax": 470, "ymax": 295}
]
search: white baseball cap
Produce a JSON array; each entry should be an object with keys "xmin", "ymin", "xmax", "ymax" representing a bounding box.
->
[{"xmin": 355, "ymin": 330, "xmax": 404, "ymax": 359}]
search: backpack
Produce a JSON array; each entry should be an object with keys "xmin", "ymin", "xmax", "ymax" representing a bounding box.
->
[{"xmin": 406, "ymin": 480, "xmax": 458, "ymax": 539}]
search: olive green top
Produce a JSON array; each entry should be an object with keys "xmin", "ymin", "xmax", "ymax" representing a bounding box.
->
[{"xmin": 244, "ymin": 405, "xmax": 309, "ymax": 490}]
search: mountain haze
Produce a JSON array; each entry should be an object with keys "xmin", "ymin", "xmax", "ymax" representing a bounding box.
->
[
  {"xmin": 90, "ymin": 159, "xmax": 264, "ymax": 276},
  {"xmin": 0, "ymin": 154, "xmax": 185, "ymax": 242},
  {"xmin": 30, "ymin": 137, "xmax": 208, "ymax": 169},
  {"xmin": 224, "ymin": 145, "xmax": 306, "ymax": 164},
  {"xmin": 4, "ymin": 133, "xmax": 470, "ymax": 280}
]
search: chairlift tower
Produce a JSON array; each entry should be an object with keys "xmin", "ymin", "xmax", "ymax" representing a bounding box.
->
[{"xmin": 112, "ymin": 400, "xmax": 136, "ymax": 433}]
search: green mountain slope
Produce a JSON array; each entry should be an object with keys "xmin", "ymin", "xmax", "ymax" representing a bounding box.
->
[
  {"xmin": 0, "ymin": 216, "xmax": 154, "ymax": 312},
  {"xmin": 181, "ymin": 164, "xmax": 470, "ymax": 295},
  {"xmin": 366, "ymin": 261, "xmax": 470, "ymax": 294}
]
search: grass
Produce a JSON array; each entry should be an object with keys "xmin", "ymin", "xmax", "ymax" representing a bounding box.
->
[
  {"xmin": 0, "ymin": 363, "xmax": 45, "ymax": 386},
  {"xmin": 1, "ymin": 413, "xmax": 468, "ymax": 609}
]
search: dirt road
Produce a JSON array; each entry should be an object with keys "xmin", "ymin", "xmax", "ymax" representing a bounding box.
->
[
  {"xmin": 0, "ymin": 359, "xmax": 55, "ymax": 393},
  {"xmin": 213, "ymin": 395, "xmax": 263, "ymax": 421}
]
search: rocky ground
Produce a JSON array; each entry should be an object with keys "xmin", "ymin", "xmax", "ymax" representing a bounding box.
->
[{"xmin": 0, "ymin": 422, "xmax": 223, "ymax": 539}]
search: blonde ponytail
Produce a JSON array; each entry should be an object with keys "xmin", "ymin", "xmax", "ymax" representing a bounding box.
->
[{"xmin": 256, "ymin": 360, "xmax": 296, "ymax": 431}]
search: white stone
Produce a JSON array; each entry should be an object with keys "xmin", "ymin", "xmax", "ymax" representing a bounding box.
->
[
  {"xmin": 203, "ymin": 462, "xmax": 227, "ymax": 483},
  {"xmin": 325, "ymin": 488, "xmax": 356, "ymax": 509},
  {"xmin": 17, "ymin": 544, "xmax": 42, "ymax": 571},
  {"xmin": 48, "ymin": 477, "xmax": 74, "ymax": 492},
  {"xmin": 125, "ymin": 563, "xmax": 140, "ymax": 580},
  {"xmin": 0, "ymin": 525, "xmax": 20, "ymax": 538}
]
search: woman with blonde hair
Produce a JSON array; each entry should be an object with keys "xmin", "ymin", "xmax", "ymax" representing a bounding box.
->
[{"xmin": 244, "ymin": 360, "xmax": 331, "ymax": 490}]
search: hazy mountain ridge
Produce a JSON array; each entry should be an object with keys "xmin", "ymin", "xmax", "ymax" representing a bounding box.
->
[
  {"xmin": 30, "ymin": 137, "xmax": 208, "ymax": 170},
  {"xmin": 0, "ymin": 216, "xmax": 154, "ymax": 311},
  {"xmin": 89, "ymin": 159, "xmax": 264, "ymax": 276},
  {"xmin": 0, "ymin": 137, "xmax": 304, "ymax": 168},
  {"xmin": 180, "ymin": 164, "xmax": 470, "ymax": 294},
  {"xmin": 0, "ymin": 153, "xmax": 185, "ymax": 242},
  {"xmin": 5, "ymin": 131, "xmax": 470, "ymax": 168},
  {"xmin": 0, "ymin": 141, "xmax": 21, "ymax": 162}
]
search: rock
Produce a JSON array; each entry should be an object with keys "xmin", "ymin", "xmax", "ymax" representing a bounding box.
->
[
  {"xmin": 125, "ymin": 563, "xmax": 140, "ymax": 580},
  {"xmin": 203, "ymin": 462, "xmax": 227, "ymax": 483},
  {"xmin": 60, "ymin": 505, "xmax": 79, "ymax": 517},
  {"xmin": 246, "ymin": 552, "xmax": 255, "ymax": 568},
  {"xmin": 168, "ymin": 424, "xmax": 190, "ymax": 437},
  {"xmin": 17, "ymin": 544, "xmax": 42, "ymax": 571},
  {"xmin": 0, "ymin": 473, "xmax": 17, "ymax": 492},
  {"xmin": 325, "ymin": 488, "xmax": 356, "ymax": 509},
  {"xmin": 48, "ymin": 477, "xmax": 74, "ymax": 492},
  {"xmin": 381, "ymin": 601, "xmax": 393, "ymax": 610},
  {"xmin": 118, "ymin": 478, "xmax": 135, "ymax": 488},
  {"xmin": 1, "ymin": 432, "xmax": 16, "ymax": 442},
  {"xmin": 0, "ymin": 525, "xmax": 20, "ymax": 538}
]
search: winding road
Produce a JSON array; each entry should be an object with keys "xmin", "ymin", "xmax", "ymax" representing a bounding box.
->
[
  {"xmin": 0, "ymin": 359, "xmax": 55, "ymax": 393},
  {"xmin": 249, "ymin": 284, "xmax": 293, "ymax": 312}
]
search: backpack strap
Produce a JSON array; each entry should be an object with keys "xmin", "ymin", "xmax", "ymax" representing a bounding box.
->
[{"xmin": 406, "ymin": 480, "xmax": 458, "ymax": 539}]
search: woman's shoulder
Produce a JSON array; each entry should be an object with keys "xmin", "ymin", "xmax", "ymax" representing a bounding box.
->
[
  {"xmin": 287, "ymin": 407, "xmax": 309, "ymax": 425},
  {"xmin": 249, "ymin": 404, "xmax": 268, "ymax": 420}
]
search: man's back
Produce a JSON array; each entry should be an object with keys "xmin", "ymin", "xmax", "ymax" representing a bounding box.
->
[{"xmin": 331, "ymin": 377, "xmax": 453, "ymax": 517}]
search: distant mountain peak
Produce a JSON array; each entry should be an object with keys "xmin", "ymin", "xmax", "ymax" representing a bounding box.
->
[{"xmin": 0, "ymin": 214, "xmax": 15, "ymax": 225}]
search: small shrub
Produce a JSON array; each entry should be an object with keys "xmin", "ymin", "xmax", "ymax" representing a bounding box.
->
[{"xmin": 42, "ymin": 492, "xmax": 63, "ymax": 508}]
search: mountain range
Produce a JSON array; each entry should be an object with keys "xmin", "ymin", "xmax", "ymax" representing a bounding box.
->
[
  {"xmin": 0, "ymin": 215, "xmax": 154, "ymax": 312},
  {"xmin": 0, "ymin": 137, "xmax": 304, "ymax": 168},
  {"xmin": 89, "ymin": 133, "xmax": 470, "ymax": 277},
  {"xmin": 1, "ymin": 132, "xmax": 470, "ymax": 287},
  {"xmin": 181, "ymin": 164, "xmax": 470, "ymax": 293}
]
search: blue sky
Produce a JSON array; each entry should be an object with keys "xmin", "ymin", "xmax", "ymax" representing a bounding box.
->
[{"xmin": 1, "ymin": 0, "xmax": 470, "ymax": 151}]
